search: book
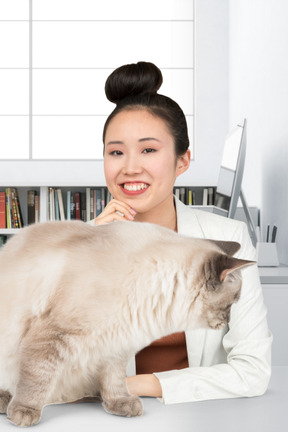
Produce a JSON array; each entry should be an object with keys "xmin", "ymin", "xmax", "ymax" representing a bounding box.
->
[
  {"xmin": 81, "ymin": 192, "xmax": 86, "ymax": 221},
  {"xmin": 86, "ymin": 188, "xmax": 91, "ymax": 221},
  {"xmin": 4, "ymin": 188, "xmax": 23, "ymax": 228},
  {"xmin": 202, "ymin": 188, "xmax": 208, "ymax": 205},
  {"xmin": 0, "ymin": 192, "xmax": 6, "ymax": 229},
  {"xmin": 208, "ymin": 187, "xmax": 214, "ymax": 205},
  {"xmin": 75, "ymin": 192, "xmax": 81, "ymax": 220},
  {"xmin": 35, "ymin": 194, "xmax": 39, "ymax": 223},
  {"xmin": 49, "ymin": 187, "xmax": 55, "ymax": 221},
  {"xmin": 27, "ymin": 190, "xmax": 36, "ymax": 225},
  {"xmin": 57, "ymin": 189, "xmax": 65, "ymax": 221},
  {"xmin": 66, "ymin": 191, "xmax": 71, "ymax": 220}
]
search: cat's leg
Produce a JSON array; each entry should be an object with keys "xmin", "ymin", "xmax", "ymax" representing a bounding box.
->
[
  {"xmin": 0, "ymin": 390, "xmax": 12, "ymax": 414},
  {"xmin": 99, "ymin": 360, "xmax": 143, "ymax": 417},
  {"xmin": 7, "ymin": 320, "xmax": 68, "ymax": 427}
]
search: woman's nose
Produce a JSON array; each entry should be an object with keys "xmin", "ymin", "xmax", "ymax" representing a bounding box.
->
[{"xmin": 122, "ymin": 155, "xmax": 143, "ymax": 175}]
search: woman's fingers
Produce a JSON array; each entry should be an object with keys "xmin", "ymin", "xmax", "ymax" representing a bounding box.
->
[{"xmin": 92, "ymin": 199, "xmax": 136, "ymax": 225}]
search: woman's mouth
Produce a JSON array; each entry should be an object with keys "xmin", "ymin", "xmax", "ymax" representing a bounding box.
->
[{"xmin": 120, "ymin": 183, "xmax": 149, "ymax": 195}]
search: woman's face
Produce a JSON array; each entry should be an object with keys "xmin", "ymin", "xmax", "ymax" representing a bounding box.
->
[{"xmin": 103, "ymin": 109, "xmax": 190, "ymax": 216}]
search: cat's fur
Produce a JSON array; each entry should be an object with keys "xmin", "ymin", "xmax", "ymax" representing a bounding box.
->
[{"xmin": 0, "ymin": 220, "xmax": 254, "ymax": 426}]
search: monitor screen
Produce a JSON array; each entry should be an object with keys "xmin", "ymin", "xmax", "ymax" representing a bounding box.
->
[{"xmin": 214, "ymin": 119, "xmax": 247, "ymax": 218}]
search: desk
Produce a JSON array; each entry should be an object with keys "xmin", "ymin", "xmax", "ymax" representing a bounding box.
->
[
  {"xmin": 259, "ymin": 266, "xmax": 288, "ymax": 365},
  {"xmin": 0, "ymin": 367, "xmax": 287, "ymax": 432},
  {"xmin": 259, "ymin": 265, "xmax": 288, "ymax": 284}
]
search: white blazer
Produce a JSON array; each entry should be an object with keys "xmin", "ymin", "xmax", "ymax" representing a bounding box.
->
[{"xmin": 126, "ymin": 198, "xmax": 272, "ymax": 404}]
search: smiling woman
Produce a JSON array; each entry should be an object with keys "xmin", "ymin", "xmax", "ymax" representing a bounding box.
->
[
  {"xmin": 90, "ymin": 62, "xmax": 191, "ymax": 228},
  {"xmin": 87, "ymin": 61, "xmax": 272, "ymax": 406}
]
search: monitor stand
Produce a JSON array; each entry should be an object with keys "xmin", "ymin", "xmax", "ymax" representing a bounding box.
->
[{"xmin": 239, "ymin": 190, "xmax": 258, "ymax": 247}]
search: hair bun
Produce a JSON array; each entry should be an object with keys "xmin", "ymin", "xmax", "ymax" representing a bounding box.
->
[{"xmin": 105, "ymin": 61, "xmax": 163, "ymax": 104}]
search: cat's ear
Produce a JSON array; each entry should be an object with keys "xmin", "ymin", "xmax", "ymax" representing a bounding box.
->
[
  {"xmin": 209, "ymin": 240, "xmax": 241, "ymax": 256},
  {"xmin": 217, "ymin": 255, "xmax": 256, "ymax": 282}
]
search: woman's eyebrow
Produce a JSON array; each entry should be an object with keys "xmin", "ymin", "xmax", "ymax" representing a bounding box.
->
[
  {"xmin": 138, "ymin": 137, "xmax": 160, "ymax": 142},
  {"xmin": 106, "ymin": 141, "xmax": 124, "ymax": 145}
]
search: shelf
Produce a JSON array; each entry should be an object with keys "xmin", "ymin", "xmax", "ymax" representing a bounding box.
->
[{"xmin": 259, "ymin": 265, "xmax": 288, "ymax": 285}]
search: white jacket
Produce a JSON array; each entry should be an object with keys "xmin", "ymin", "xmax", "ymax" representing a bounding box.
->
[{"xmin": 127, "ymin": 198, "xmax": 272, "ymax": 404}]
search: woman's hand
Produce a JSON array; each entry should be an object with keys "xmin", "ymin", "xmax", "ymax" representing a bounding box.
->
[
  {"xmin": 92, "ymin": 199, "xmax": 137, "ymax": 225},
  {"xmin": 126, "ymin": 374, "xmax": 162, "ymax": 398}
]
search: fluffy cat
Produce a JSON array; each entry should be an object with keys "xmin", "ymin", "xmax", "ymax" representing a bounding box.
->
[{"xmin": 0, "ymin": 220, "xmax": 254, "ymax": 426}]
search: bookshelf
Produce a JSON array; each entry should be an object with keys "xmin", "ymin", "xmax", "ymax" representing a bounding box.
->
[{"xmin": 0, "ymin": 185, "xmax": 218, "ymax": 238}]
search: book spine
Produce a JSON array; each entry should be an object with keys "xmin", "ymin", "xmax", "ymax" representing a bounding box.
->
[
  {"xmin": 35, "ymin": 194, "xmax": 39, "ymax": 223},
  {"xmin": 57, "ymin": 189, "xmax": 65, "ymax": 221},
  {"xmin": 5, "ymin": 188, "xmax": 12, "ymax": 229},
  {"xmin": 96, "ymin": 188, "xmax": 102, "ymax": 217},
  {"xmin": 14, "ymin": 188, "xmax": 23, "ymax": 228},
  {"xmin": 86, "ymin": 188, "xmax": 91, "ymax": 221},
  {"xmin": 202, "ymin": 188, "xmax": 208, "ymax": 205},
  {"xmin": 66, "ymin": 191, "xmax": 71, "ymax": 220},
  {"xmin": 90, "ymin": 189, "xmax": 94, "ymax": 220},
  {"xmin": 70, "ymin": 193, "xmax": 76, "ymax": 219},
  {"xmin": 0, "ymin": 192, "xmax": 6, "ymax": 229},
  {"xmin": 75, "ymin": 192, "xmax": 81, "ymax": 220},
  {"xmin": 49, "ymin": 187, "xmax": 55, "ymax": 221},
  {"xmin": 80, "ymin": 192, "xmax": 86, "ymax": 221},
  {"xmin": 11, "ymin": 188, "xmax": 20, "ymax": 228},
  {"xmin": 27, "ymin": 190, "xmax": 36, "ymax": 225}
]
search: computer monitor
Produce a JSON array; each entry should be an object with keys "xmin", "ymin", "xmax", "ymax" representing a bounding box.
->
[
  {"xmin": 214, "ymin": 119, "xmax": 258, "ymax": 246},
  {"xmin": 214, "ymin": 119, "xmax": 246, "ymax": 217}
]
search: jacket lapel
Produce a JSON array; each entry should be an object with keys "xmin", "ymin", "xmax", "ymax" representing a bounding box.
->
[{"xmin": 175, "ymin": 197, "xmax": 207, "ymax": 367}]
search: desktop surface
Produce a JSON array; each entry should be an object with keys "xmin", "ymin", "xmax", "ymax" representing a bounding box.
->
[{"xmin": 0, "ymin": 366, "xmax": 286, "ymax": 432}]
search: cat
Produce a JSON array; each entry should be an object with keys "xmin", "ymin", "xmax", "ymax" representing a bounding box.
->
[{"xmin": 0, "ymin": 220, "xmax": 254, "ymax": 427}]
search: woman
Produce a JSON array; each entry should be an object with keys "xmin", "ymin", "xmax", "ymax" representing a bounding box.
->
[{"xmin": 89, "ymin": 61, "xmax": 272, "ymax": 404}]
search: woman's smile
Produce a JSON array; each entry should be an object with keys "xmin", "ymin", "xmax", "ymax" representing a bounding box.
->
[{"xmin": 120, "ymin": 182, "xmax": 150, "ymax": 195}]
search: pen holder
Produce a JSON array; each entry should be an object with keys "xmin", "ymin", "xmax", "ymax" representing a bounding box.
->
[{"xmin": 256, "ymin": 242, "xmax": 279, "ymax": 267}]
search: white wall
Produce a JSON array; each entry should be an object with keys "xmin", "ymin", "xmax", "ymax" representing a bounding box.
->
[
  {"xmin": 177, "ymin": 0, "xmax": 229, "ymax": 186},
  {"xmin": 0, "ymin": 0, "xmax": 230, "ymax": 188},
  {"xmin": 229, "ymin": 0, "xmax": 288, "ymax": 264}
]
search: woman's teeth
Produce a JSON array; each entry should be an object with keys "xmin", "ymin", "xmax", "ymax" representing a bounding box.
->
[{"xmin": 123, "ymin": 183, "xmax": 149, "ymax": 191}]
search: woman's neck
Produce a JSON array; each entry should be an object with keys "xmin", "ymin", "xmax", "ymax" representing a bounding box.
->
[{"xmin": 134, "ymin": 196, "xmax": 177, "ymax": 232}]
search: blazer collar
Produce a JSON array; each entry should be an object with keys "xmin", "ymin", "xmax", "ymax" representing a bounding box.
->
[
  {"xmin": 175, "ymin": 196, "xmax": 205, "ymax": 239},
  {"xmin": 175, "ymin": 196, "xmax": 207, "ymax": 367}
]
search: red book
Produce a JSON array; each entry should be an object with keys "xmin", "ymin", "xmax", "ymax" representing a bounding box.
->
[
  {"xmin": 75, "ymin": 192, "xmax": 81, "ymax": 220},
  {"xmin": 0, "ymin": 192, "xmax": 6, "ymax": 229}
]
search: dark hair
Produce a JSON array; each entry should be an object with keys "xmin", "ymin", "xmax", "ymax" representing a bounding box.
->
[{"xmin": 103, "ymin": 61, "xmax": 189, "ymax": 157}]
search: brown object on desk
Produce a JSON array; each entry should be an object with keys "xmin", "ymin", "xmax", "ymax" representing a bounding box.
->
[{"xmin": 136, "ymin": 331, "xmax": 189, "ymax": 374}]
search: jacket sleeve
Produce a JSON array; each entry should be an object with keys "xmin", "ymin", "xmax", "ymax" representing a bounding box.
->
[{"xmin": 154, "ymin": 222, "xmax": 272, "ymax": 404}]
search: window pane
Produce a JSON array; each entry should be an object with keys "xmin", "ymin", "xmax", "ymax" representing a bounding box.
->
[
  {"xmin": 0, "ymin": 0, "xmax": 29, "ymax": 20},
  {"xmin": 33, "ymin": 69, "xmax": 114, "ymax": 115},
  {"xmin": 33, "ymin": 0, "xmax": 193, "ymax": 20},
  {"xmin": 32, "ymin": 116, "xmax": 105, "ymax": 159},
  {"xmin": 33, "ymin": 69, "xmax": 193, "ymax": 116},
  {"xmin": 33, "ymin": 21, "xmax": 193, "ymax": 69},
  {"xmin": 0, "ymin": 117, "xmax": 29, "ymax": 159},
  {"xmin": 0, "ymin": 22, "xmax": 29, "ymax": 68},
  {"xmin": 32, "ymin": 115, "xmax": 193, "ymax": 160},
  {"xmin": 0, "ymin": 70, "xmax": 29, "ymax": 115},
  {"xmin": 162, "ymin": 69, "xmax": 194, "ymax": 115}
]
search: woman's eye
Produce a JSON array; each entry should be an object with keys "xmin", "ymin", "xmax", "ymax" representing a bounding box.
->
[
  {"xmin": 110, "ymin": 150, "xmax": 123, "ymax": 156},
  {"xmin": 143, "ymin": 148, "xmax": 156, "ymax": 154}
]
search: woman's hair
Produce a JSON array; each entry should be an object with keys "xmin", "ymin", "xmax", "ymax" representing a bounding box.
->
[{"xmin": 103, "ymin": 61, "xmax": 189, "ymax": 157}]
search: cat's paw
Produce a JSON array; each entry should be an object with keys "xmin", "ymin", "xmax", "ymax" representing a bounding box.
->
[
  {"xmin": 0, "ymin": 390, "xmax": 12, "ymax": 414},
  {"xmin": 7, "ymin": 401, "xmax": 42, "ymax": 427},
  {"xmin": 103, "ymin": 395, "xmax": 143, "ymax": 417}
]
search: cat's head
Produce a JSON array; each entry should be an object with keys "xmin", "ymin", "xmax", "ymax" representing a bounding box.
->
[{"xmin": 196, "ymin": 240, "xmax": 255, "ymax": 330}]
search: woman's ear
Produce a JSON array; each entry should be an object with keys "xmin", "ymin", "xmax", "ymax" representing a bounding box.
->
[{"xmin": 176, "ymin": 150, "xmax": 191, "ymax": 177}]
